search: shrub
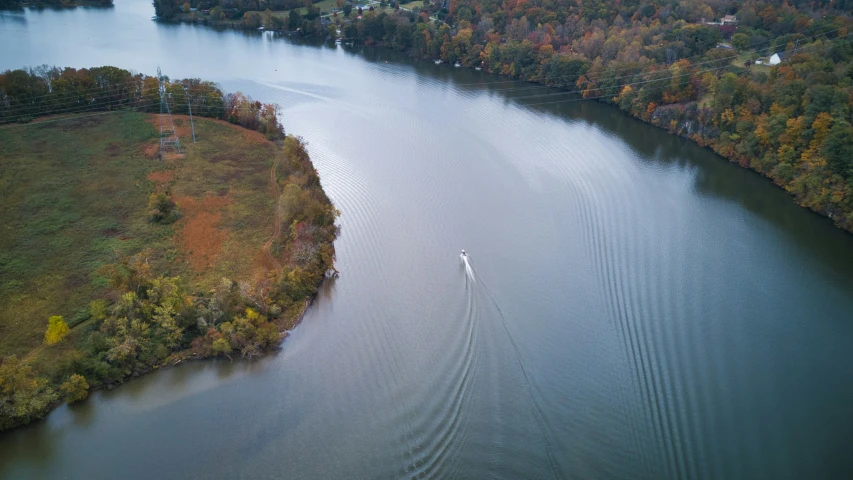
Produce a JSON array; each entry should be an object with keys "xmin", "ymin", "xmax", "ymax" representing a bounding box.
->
[
  {"xmin": 60, "ymin": 374, "xmax": 89, "ymax": 403},
  {"xmin": 148, "ymin": 193, "xmax": 180, "ymax": 224}
]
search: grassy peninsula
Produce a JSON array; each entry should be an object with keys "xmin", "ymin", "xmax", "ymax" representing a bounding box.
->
[{"xmin": 0, "ymin": 106, "xmax": 337, "ymax": 430}]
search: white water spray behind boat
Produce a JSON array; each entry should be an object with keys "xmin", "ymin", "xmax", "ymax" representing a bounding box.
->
[{"xmin": 460, "ymin": 250, "xmax": 475, "ymax": 282}]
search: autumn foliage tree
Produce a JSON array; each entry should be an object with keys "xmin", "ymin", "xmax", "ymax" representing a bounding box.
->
[
  {"xmin": 224, "ymin": 92, "xmax": 285, "ymax": 140},
  {"xmin": 60, "ymin": 374, "xmax": 89, "ymax": 403},
  {"xmin": 0, "ymin": 357, "xmax": 57, "ymax": 431},
  {"xmin": 44, "ymin": 316, "xmax": 69, "ymax": 346}
]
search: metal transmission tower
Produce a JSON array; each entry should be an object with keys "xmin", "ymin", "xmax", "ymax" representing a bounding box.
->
[
  {"xmin": 183, "ymin": 84, "xmax": 197, "ymax": 143},
  {"xmin": 157, "ymin": 67, "xmax": 181, "ymax": 156}
]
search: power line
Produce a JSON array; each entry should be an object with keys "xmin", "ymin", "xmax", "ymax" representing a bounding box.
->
[
  {"xmin": 0, "ymin": 96, "xmax": 161, "ymax": 121},
  {"xmin": 3, "ymin": 32, "xmax": 847, "ymax": 127},
  {"xmin": 458, "ymin": 25, "xmax": 852, "ymax": 95},
  {"xmin": 0, "ymin": 68, "xmax": 228, "ymax": 104},
  {"xmin": 448, "ymin": 21, "xmax": 852, "ymax": 88},
  {"xmin": 0, "ymin": 72, "xmax": 231, "ymax": 116},
  {"xmin": 2, "ymin": 35, "xmax": 846, "ymax": 128},
  {"xmin": 508, "ymin": 35, "xmax": 853, "ymax": 104},
  {"xmin": 0, "ymin": 78, "xmax": 224, "ymax": 116},
  {"xmin": 516, "ymin": 35, "xmax": 853, "ymax": 108},
  {"xmin": 0, "ymin": 83, "xmax": 254, "ymax": 121},
  {"xmin": 0, "ymin": 103, "xmax": 161, "ymax": 129},
  {"xmin": 0, "ymin": 77, "xmax": 250, "ymax": 124},
  {"xmin": 0, "ymin": 98, "xmax": 269, "ymax": 126}
]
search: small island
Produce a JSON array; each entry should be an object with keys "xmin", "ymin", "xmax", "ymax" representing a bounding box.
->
[{"xmin": 0, "ymin": 66, "xmax": 338, "ymax": 431}]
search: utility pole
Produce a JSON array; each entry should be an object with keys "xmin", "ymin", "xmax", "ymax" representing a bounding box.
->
[
  {"xmin": 183, "ymin": 84, "xmax": 196, "ymax": 143},
  {"xmin": 157, "ymin": 66, "xmax": 181, "ymax": 157}
]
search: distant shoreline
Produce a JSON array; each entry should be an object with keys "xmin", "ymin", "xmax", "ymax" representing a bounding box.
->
[{"xmin": 3, "ymin": 0, "xmax": 113, "ymax": 9}]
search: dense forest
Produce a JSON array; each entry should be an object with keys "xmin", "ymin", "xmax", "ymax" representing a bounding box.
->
[
  {"xmin": 0, "ymin": 66, "xmax": 338, "ymax": 431},
  {"xmin": 161, "ymin": 0, "xmax": 853, "ymax": 232}
]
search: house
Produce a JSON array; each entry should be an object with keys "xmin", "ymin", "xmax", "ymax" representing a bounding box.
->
[{"xmin": 721, "ymin": 15, "xmax": 738, "ymax": 25}]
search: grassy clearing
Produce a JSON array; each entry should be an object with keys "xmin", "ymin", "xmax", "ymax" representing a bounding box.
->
[
  {"xmin": 306, "ymin": 0, "xmax": 340, "ymax": 13},
  {"xmin": 728, "ymin": 51, "xmax": 773, "ymax": 75},
  {"xmin": 0, "ymin": 114, "xmax": 160, "ymax": 358},
  {"xmin": 0, "ymin": 113, "xmax": 278, "ymax": 364}
]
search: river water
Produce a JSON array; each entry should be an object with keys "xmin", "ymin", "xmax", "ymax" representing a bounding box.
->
[{"xmin": 2, "ymin": 2, "xmax": 853, "ymax": 478}]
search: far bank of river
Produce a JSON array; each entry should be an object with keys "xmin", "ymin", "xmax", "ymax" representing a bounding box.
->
[
  {"xmin": 2, "ymin": 2, "xmax": 853, "ymax": 478},
  {"xmin": 160, "ymin": 5, "xmax": 853, "ymax": 238}
]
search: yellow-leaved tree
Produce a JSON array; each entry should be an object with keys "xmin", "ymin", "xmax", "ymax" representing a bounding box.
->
[{"xmin": 44, "ymin": 316, "xmax": 69, "ymax": 345}]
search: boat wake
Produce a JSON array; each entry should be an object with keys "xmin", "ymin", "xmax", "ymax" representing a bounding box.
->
[
  {"xmin": 459, "ymin": 251, "xmax": 561, "ymax": 479},
  {"xmin": 460, "ymin": 253, "xmax": 475, "ymax": 283}
]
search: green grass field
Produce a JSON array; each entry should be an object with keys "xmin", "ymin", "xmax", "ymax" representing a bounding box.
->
[
  {"xmin": 0, "ymin": 113, "xmax": 278, "ymax": 365},
  {"xmin": 0, "ymin": 114, "xmax": 161, "ymax": 358}
]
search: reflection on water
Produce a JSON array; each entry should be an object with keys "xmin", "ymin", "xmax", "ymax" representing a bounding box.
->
[
  {"xmin": 0, "ymin": 12, "xmax": 27, "ymax": 24},
  {"xmin": 2, "ymin": 2, "xmax": 853, "ymax": 479}
]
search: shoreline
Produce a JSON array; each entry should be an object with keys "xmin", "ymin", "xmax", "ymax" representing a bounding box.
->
[
  {"xmin": 158, "ymin": 14, "xmax": 853, "ymax": 236},
  {"xmin": 138, "ymin": 287, "xmax": 320, "ymax": 371},
  {"xmin": 2, "ymin": 0, "xmax": 113, "ymax": 9},
  {"xmin": 0, "ymin": 263, "xmax": 331, "ymax": 438}
]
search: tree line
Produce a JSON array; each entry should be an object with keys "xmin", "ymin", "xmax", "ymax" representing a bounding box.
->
[{"xmin": 0, "ymin": 65, "xmax": 284, "ymax": 140}]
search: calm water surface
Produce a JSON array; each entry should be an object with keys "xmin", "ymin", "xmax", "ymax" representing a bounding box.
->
[{"xmin": 2, "ymin": 2, "xmax": 853, "ymax": 478}]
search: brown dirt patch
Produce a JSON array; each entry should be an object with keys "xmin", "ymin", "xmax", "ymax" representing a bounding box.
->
[
  {"xmin": 147, "ymin": 170, "xmax": 174, "ymax": 184},
  {"xmin": 174, "ymin": 121, "xmax": 192, "ymax": 139},
  {"xmin": 143, "ymin": 114, "xmax": 271, "ymax": 146},
  {"xmin": 177, "ymin": 195, "xmax": 231, "ymax": 210},
  {"xmin": 174, "ymin": 195, "xmax": 231, "ymax": 271},
  {"xmin": 140, "ymin": 142, "xmax": 159, "ymax": 159}
]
